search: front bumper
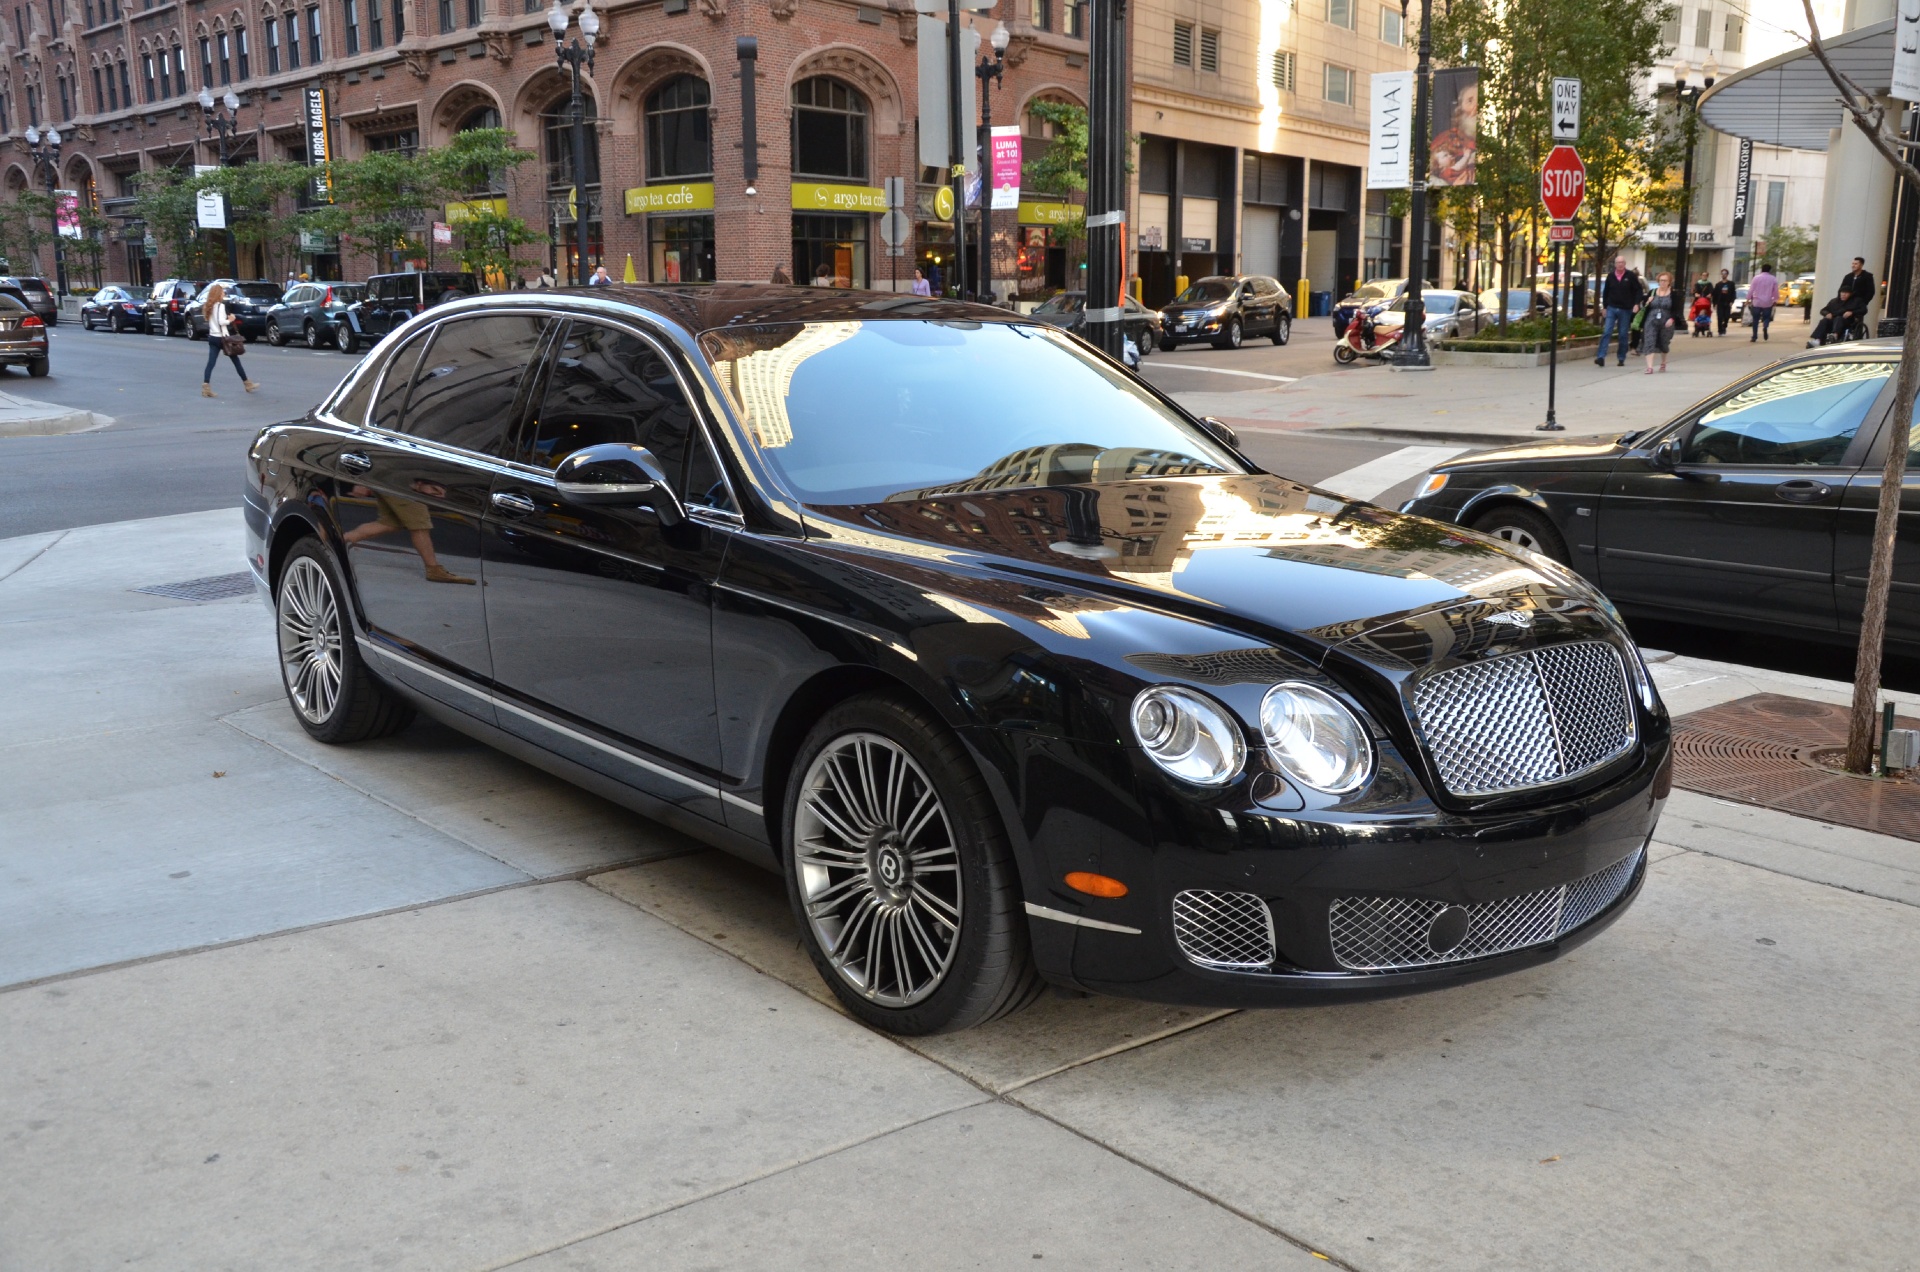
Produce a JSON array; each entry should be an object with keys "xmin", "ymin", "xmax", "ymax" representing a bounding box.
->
[{"xmin": 1019, "ymin": 735, "xmax": 1668, "ymax": 1008}]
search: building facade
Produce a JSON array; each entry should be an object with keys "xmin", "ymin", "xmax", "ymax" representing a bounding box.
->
[{"xmin": 0, "ymin": 0, "xmax": 1088, "ymax": 290}]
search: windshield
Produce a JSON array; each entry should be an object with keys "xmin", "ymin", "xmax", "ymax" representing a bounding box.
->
[
  {"xmin": 1032, "ymin": 293, "xmax": 1083, "ymax": 315},
  {"xmin": 701, "ymin": 320, "xmax": 1242, "ymax": 505},
  {"xmin": 1174, "ymin": 280, "xmax": 1235, "ymax": 303}
]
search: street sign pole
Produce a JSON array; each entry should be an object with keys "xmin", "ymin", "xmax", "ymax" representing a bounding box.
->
[
  {"xmin": 1538, "ymin": 146, "xmax": 1586, "ymax": 432},
  {"xmin": 1543, "ymin": 237, "xmax": 1564, "ymax": 431}
]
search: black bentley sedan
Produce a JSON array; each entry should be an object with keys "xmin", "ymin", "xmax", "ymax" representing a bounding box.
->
[
  {"xmin": 244, "ymin": 286, "xmax": 1668, "ymax": 1035},
  {"xmin": 1401, "ymin": 343, "xmax": 1920, "ymax": 656}
]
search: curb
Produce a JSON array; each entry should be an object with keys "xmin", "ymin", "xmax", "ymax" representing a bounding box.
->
[{"xmin": 0, "ymin": 408, "xmax": 112, "ymax": 438}]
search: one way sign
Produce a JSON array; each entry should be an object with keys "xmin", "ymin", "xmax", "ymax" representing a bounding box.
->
[{"xmin": 1553, "ymin": 77, "xmax": 1582, "ymax": 141}]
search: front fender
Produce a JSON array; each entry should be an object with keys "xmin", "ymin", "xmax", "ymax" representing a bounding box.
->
[{"xmin": 1454, "ymin": 482, "xmax": 1555, "ymax": 526}]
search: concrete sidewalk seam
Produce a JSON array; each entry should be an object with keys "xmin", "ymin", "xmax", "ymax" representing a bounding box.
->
[
  {"xmin": 1664, "ymin": 842, "xmax": 1920, "ymax": 910},
  {"xmin": 991, "ymin": 1008, "xmax": 1240, "ymax": 1096},
  {"xmin": 0, "ymin": 528, "xmax": 67, "ymax": 584},
  {"xmin": 477, "ymin": 1100, "xmax": 993, "ymax": 1272}
]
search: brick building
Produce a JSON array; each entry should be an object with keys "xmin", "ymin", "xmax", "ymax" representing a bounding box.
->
[{"xmin": 0, "ymin": 0, "xmax": 1089, "ymax": 291}]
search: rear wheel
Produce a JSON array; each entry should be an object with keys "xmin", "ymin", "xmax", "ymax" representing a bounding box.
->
[
  {"xmin": 1272, "ymin": 314, "xmax": 1292, "ymax": 346},
  {"xmin": 305, "ymin": 321, "xmax": 323, "ymax": 350},
  {"xmin": 265, "ymin": 320, "xmax": 286, "ymax": 346},
  {"xmin": 110, "ymin": 312, "xmax": 123, "ymax": 333},
  {"xmin": 336, "ymin": 325, "xmax": 358, "ymax": 354},
  {"xmin": 27, "ymin": 357, "xmax": 48, "ymax": 377},
  {"xmin": 784, "ymin": 695, "xmax": 1042, "ymax": 1035},
  {"xmin": 1471, "ymin": 504, "xmax": 1570, "ymax": 564},
  {"xmin": 275, "ymin": 538, "xmax": 414, "ymax": 744}
]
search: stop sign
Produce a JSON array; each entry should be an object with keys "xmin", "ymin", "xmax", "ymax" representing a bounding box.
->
[{"xmin": 1540, "ymin": 145, "xmax": 1587, "ymax": 220}]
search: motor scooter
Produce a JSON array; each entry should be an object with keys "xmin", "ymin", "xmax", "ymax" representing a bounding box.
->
[{"xmin": 1332, "ymin": 309, "xmax": 1402, "ymax": 364}]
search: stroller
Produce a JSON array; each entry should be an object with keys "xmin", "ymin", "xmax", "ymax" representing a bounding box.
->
[{"xmin": 1689, "ymin": 294, "xmax": 1713, "ymax": 337}]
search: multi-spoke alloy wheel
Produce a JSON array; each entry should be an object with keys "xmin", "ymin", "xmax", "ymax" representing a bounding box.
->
[
  {"xmin": 278, "ymin": 556, "xmax": 343, "ymax": 725},
  {"xmin": 1471, "ymin": 505, "xmax": 1569, "ymax": 565},
  {"xmin": 784, "ymin": 697, "xmax": 1042, "ymax": 1034},
  {"xmin": 794, "ymin": 733, "xmax": 961, "ymax": 1008}
]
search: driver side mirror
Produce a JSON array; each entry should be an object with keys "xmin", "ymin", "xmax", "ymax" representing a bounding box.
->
[
  {"xmin": 1648, "ymin": 437, "xmax": 1682, "ymax": 471},
  {"xmin": 554, "ymin": 443, "xmax": 686, "ymax": 525},
  {"xmin": 1198, "ymin": 416, "xmax": 1240, "ymax": 449}
]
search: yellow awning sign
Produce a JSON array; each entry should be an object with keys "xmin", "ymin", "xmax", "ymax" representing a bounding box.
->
[
  {"xmin": 791, "ymin": 181, "xmax": 890, "ymax": 213},
  {"xmin": 624, "ymin": 182, "xmax": 716, "ymax": 215},
  {"xmin": 446, "ymin": 197, "xmax": 508, "ymax": 222},
  {"xmin": 1018, "ymin": 201, "xmax": 1077, "ymax": 226}
]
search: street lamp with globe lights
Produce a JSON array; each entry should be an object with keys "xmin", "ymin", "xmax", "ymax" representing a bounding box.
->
[
  {"xmin": 199, "ymin": 87, "xmax": 245, "ymax": 278},
  {"xmin": 549, "ymin": 0, "xmax": 599, "ymax": 286},
  {"xmin": 21, "ymin": 124, "xmax": 69, "ymax": 298},
  {"xmin": 974, "ymin": 19, "xmax": 1009, "ymax": 304},
  {"xmin": 1671, "ymin": 57, "xmax": 1717, "ymax": 301}
]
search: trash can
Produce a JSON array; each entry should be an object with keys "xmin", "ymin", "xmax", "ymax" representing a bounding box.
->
[{"xmin": 1310, "ymin": 290, "xmax": 1333, "ymax": 318}]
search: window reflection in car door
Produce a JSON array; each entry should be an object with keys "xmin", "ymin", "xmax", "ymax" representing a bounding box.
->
[
  {"xmin": 483, "ymin": 320, "xmax": 731, "ymax": 815},
  {"xmin": 1600, "ymin": 359, "xmax": 1893, "ymax": 632}
]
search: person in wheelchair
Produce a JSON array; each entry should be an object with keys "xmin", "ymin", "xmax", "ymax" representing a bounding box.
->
[{"xmin": 1807, "ymin": 288, "xmax": 1866, "ymax": 346}]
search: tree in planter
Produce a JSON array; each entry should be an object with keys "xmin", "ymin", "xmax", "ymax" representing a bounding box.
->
[
  {"xmin": 1021, "ymin": 101, "xmax": 1089, "ymax": 284},
  {"xmin": 451, "ymin": 207, "xmax": 545, "ymax": 286},
  {"xmin": 130, "ymin": 168, "xmax": 222, "ymax": 277},
  {"xmin": 428, "ymin": 129, "xmax": 541, "ymax": 284},
  {"xmin": 1796, "ymin": 0, "xmax": 1920, "ymax": 774},
  {"xmin": 68, "ymin": 205, "xmax": 112, "ymax": 287},
  {"xmin": 314, "ymin": 148, "xmax": 443, "ymax": 276},
  {"xmin": 198, "ymin": 160, "xmax": 314, "ymax": 280}
]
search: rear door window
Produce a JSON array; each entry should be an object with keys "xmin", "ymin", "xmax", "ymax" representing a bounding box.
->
[{"xmin": 402, "ymin": 314, "xmax": 551, "ymax": 456}]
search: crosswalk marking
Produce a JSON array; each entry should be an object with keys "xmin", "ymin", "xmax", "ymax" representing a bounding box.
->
[{"xmin": 1317, "ymin": 444, "xmax": 1468, "ymax": 502}]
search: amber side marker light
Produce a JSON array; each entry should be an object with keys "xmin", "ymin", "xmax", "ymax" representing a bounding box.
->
[{"xmin": 1064, "ymin": 872, "xmax": 1129, "ymax": 898}]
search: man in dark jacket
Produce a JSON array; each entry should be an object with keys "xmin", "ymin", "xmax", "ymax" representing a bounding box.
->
[
  {"xmin": 1807, "ymin": 289, "xmax": 1864, "ymax": 346},
  {"xmin": 1595, "ymin": 255, "xmax": 1643, "ymax": 367},
  {"xmin": 1711, "ymin": 270, "xmax": 1738, "ymax": 336},
  {"xmin": 1840, "ymin": 256, "xmax": 1875, "ymax": 328}
]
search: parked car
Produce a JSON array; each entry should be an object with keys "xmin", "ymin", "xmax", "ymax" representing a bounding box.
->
[
  {"xmin": 1028, "ymin": 291, "xmax": 1162, "ymax": 361},
  {"xmin": 1784, "ymin": 273, "xmax": 1817, "ymax": 308},
  {"xmin": 1479, "ymin": 288, "xmax": 1550, "ymax": 325},
  {"xmin": 1730, "ymin": 285, "xmax": 1750, "ymax": 325},
  {"xmin": 245, "ymin": 286, "xmax": 1666, "ymax": 1035},
  {"xmin": 145, "ymin": 277, "xmax": 205, "ymax": 336},
  {"xmin": 1333, "ymin": 277, "xmax": 1431, "ymax": 336},
  {"xmin": 0, "ymin": 276, "xmax": 58, "ymax": 326},
  {"xmin": 80, "ymin": 283, "xmax": 152, "ymax": 332},
  {"xmin": 0, "ymin": 288, "xmax": 50, "ymax": 375},
  {"xmin": 266, "ymin": 282, "xmax": 367, "ymax": 349},
  {"xmin": 186, "ymin": 280, "xmax": 286, "ymax": 340},
  {"xmin": 336, "ymin": 271, "xmax": 479, "ymax": 352},
  {"xmin": 1372, "ymin": 289, "xmax": 1488, "ymax": 340},
  {"xmin": 1158, "ymin": 274, "xmax": 1292, "ymax": 350},
  {"xmin": 1401, "ymin": 341, "xmax": 1920, "ymax": 654}
]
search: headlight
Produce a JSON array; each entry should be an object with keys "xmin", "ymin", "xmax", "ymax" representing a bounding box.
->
[
  {"xmin": 1131, "ymin": 686, "xmax": 1245, "ymax": 786},
  {"xmin": 1260, "ymin": 683, "xmax": 1373, "ymax": 793}
]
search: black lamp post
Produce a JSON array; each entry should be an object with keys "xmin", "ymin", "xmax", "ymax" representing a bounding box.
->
[
  {"xmin": 21, "ymin": 125, "xmax": 69, "ymax": 298},
  {"xmin": 198, "ymin": 87, "xmax": 243, "ymax": 279},
  {"xmin": 1394, "ymin": 0, "xmax": 1433, "ymax": 367},
  {"xmin": 1671, "ymin": 57, "xmax": 1716, "ymax": 300},
  {"xmin": 548, "ymin": 0, "xmax": 600, "ymax": 287},
  {"xmin": 974, "ymin": 19, "xmax": 1009, "ymax": 305}
]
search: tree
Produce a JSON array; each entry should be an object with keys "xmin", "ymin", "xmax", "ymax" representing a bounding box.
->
[
  {"xmin": 0, "ymin": 190, "xmax": 58, "ymax": 279},
  {"xmin": 1022, "ymin": 100, "xmax": 1089, "ymax": 274},
  {"xmin": 200, "ymin": 160, "xmax": 314, "ymax": 279},
  {"xmin": 452, "ymin": 206, "xmax": 544, "ymax": 283},
  {"xmin": 1755, "ymin": 222, "xmax": 1817, "ymax": 275},
  {"xmin": 130, "ymin": 167, "xmax": 221, "ymax": 277},
  {"xmin": 1798, "ymin": 0, "xmax": 1919, "ymax": 773},
  {"xmin": 317, "ymin": 128, "xmax": 536, "ymax": 279},
  {"xmin": 69, "ymin": 205, "xmax": 112, "ymax": 287}
]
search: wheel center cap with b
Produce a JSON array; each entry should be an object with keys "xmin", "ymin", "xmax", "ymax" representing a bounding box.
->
[{"xmin": 869, "ymin": 833, "xmax": 911, "ymax": 904}]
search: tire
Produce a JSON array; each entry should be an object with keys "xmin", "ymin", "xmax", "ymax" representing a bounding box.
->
[
  {"xmin": 336, "ymin": 325, "xmax": 358, "ymax": 354},
  {"xmin": 266, "ymin": 320, "xmax": 285, "ymax": 346},
  {"xmin": 1272, "ymin": 314, "xmax": 1292, "ymax": 346},
  {"xmin": 27, "ymin": 357, "xmax": 48, "ymax": 377},
  {"xmin": 110, "ymin": 312, "xmax": 123, "ymax": 333},
  {"xmin": 305, "ymin": 321, "xmax": 323, "ymax": 350},
  {"xmin": 1333, "ymin": 342, "xmax": 1358, "ymax": 365},
  {"xmin": 1214, "ymin": 317, "xmax": 1244, "ymax": 351},
  {"xmin": 82, "ymin": 312, "xmax": 94, "ymax": 331},
  {"xmin": 274, "ymin": 538, "xmax": 415, "ymax": 744},
  {"xmin": 1471, "ymin": 504, "xmax": 1570, "ymax": 564},
  {"xmin": 1159, "ymin": 337, "xmax": 1177, "ymax": 352},
  {"xmin": 782, "ymin": 694, "xmax": 1043, "ymax": 1036}
]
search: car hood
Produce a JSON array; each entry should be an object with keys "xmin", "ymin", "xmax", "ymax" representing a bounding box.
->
[
  {"xmin": 1161, "ymin": 300, "xmax": 1230, "ymax": 318},
  {"xmin": 803, "ymin": 473, "xmax": 1582, "ymax": 660},
  {"xmin": 1441, "ymin": 432, "xmax": 1630, "ymax": 469}
]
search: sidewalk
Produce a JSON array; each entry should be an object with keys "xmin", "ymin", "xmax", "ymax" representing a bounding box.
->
[
  {"xmin": 4, "ymin": 508, "xmax": 1918, "ymax": 1270},
  {"xmin": 0, "ymin": 386, "xmax": 109, "ymax": 437}
]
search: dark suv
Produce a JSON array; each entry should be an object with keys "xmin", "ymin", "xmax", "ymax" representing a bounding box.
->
[
  {"xmin": 186, "ymin": 280, "xmax": 288, "ymax": 340},
  {"xmin": 146, "ymin": 278, "xmax": 205, "ymax": 336},
  {"xmin": 265, "ymin": 282, "xmax": 366, "ymax": 349},
  {"xmin": 1158, "ymin": 275, "xmax": 1293, "ymax": 350},
  {"xmin": 0, "ymin": 276, "xmax": 59, "ymax": 326},
  {"xmin": 337, "ymin": 271, "xmax": 478, "ymax": 352}
]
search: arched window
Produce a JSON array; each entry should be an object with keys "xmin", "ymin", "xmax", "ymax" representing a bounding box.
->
[
  {"xmin": 456, "ymin": 104, "xmax": 506, "ymax": 194},
  {"xmin": 543, "ymin": 92, "xmax": 598, "ymax": 190},
  {"xmin": 645, "ymin": 75, "xmax": 710, "ymax": 181},
  {"xmin": 792, "ymin": 76, "xmax": 866, "ymax": 182},
  {"xmin": 459, "ymin": 104, "xmax": 500, "ymax": 131}
]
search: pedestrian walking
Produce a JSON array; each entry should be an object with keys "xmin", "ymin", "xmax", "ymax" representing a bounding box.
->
[
  {"xmin": 812, "ymin": 263, "xmax": 835, "ymax": 287},
  {"xmin": 1642, "ymin": 272, "xmax": 1678, "ymax": 373},
  {"xmin": 1840, "ymin": 255, "xmax": 1876, "ymax": 327},
  {"xmin": 199, "ymin": 283, "xmax": 258, "ymax": 398},
  {"xmin": 1747, "ymin": 262, "xmax": 1779, "ymax": 341},
  {"xmin": 770, "ymin": 264, "xmax": 792, "ymax": 285},
  {"xmin": 911, "ymin": 268, "xmax": 933, "ymax": 297},
  {"xmin": 1711, "ymin": 269, "xmax": 1737, "ymax": 335},
  {"xmin": 537, "ymin": 269, "xmax": 556, "ymax": 289},
  {"xmin": 587, "ymin": 264, "xmax": 612, "ymax": 286},
  {"xmin": 1595, "ymin": 254, "xmax": 1643, "ymax": 367}
]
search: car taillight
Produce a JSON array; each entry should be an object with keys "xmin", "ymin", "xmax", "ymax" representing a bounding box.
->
[
  {"xmin": 22, "ymin": 315, "xmax": 43, "ymax": 328},
  {"xmin": 322, "ymin": 287, "xmax": 332, "ymax": 305}
]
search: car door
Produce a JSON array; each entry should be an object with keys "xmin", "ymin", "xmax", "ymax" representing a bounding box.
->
[
  {"xmin": 481, "ymin": 318, "xmax": 733, "ymax": 819},
  {"xmin": 334, "ymin": 312, "xmax": 552, "ymax": 712},
  {"xmin": 1239, "ymin": 280, "xmax": 1271, "ymax": 335},
  {"xmin": 1836, "ymin": 410, "xmax": 1920, "ymax": 651},
  {"xmin": 1597, "ymin": 358, "xmax": 1894, "ymax": 632},
  {"xmin": 362, "ymin": 277, "xmax": 397, "ymax": 337}
]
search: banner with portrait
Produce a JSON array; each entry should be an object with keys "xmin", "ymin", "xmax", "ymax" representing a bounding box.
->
[{"xmin": 1429, "ymin": 67, "xmax": 1480, "ymax": 188}]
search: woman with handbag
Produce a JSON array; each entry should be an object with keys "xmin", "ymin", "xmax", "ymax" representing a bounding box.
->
[{"xmin": 200, "ymin": 283, "xmax": 259, "ymax": 397}]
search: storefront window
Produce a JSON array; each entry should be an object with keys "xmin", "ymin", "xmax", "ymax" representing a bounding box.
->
[
  {"xmin": 646, "ymin": 75, "xmax": 711, "ymax": 180},
  {"xmin": 794, "ymin": 213, "xmax": 867, "ymax": 288},
  {"xmin": 650, "ymin": 215, "xmax": 715, "ymax": 283}
]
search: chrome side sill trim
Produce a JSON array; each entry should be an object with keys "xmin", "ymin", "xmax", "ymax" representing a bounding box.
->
[{"xmin": 1024, "ymin": 902, "xmax": 1142, "ymax": 935}]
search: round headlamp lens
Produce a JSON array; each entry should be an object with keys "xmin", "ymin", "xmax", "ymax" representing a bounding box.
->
[
  {"xmin": 1130, "ymin": 686, "xmax": 1245, "ymax": 786},
  {"xmin": 1260, "ymin": 683, "xmax": 1373, "ymax": 794}
]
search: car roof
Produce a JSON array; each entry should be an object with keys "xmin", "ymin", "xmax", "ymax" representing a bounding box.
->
[{"xmin": 430, "ymin": 283, "xmax": 1024, "ymax": 336}]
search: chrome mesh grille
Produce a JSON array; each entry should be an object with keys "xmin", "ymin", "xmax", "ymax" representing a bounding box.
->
[
  {"xmin": 1413, "ymin": 641, "xmax": 1635, "ymax": 797},
  {"xmin": 1172, "ymin": 889, "xmax": 1276, "ymax": 970},
  {"xmin": 1328, "ymin": 847, "xmax": 1644, "ymax": 972}
]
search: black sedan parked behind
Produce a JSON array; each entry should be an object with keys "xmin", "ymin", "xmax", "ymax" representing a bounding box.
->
[
  {"xmin": 246, "ymin": 285, "xmax": 1666, "ymax": 1035},
  {"xmin": 188, "ymin": 280, "xmax": 287, "ymax": 340},
  {"xmin": 1028, "ymin": 290, "xmax": 1162, "ymax": 360},
  {"xmin": 1158, "ymin": 275, "xmax": 1293, "ymax": 350},
  {"xmin": 266, "ymin": 282, "xmax": 366, "ymax": 349},
  {"xmin": 1401, "ymin": 342, "xmax": 1920, "ymax": 655},
  {"xmin": 81, "ymin": 284, "xmax": 152, "ymax": 332},
  {"xmin": 146, "ymin": 277, "xmax": 205, "ymax": 336}
]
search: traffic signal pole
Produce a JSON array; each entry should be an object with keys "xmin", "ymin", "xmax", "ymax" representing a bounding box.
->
[
  {"xmin": 1085, "ymin": 0, "xmax": 1128, "ymax": 359},
  {"xmin": 946, "ymin": 0, "xmax": 969, "ymax": 299}
]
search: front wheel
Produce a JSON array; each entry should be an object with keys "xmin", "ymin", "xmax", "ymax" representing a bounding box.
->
[
  {"xmin": 336, "ymin": 325, "xmax": 358, "ymax": 354},
  {"xmin": 1471, "ymin": 504, "xmax": 1570, "ymax": 565},
  {"xmin": 275, "ymin": 539, "xmax": 415, "ymax": 744},
  {"xmin": 784, "ymin": 695, "xmax": 1042, "ymax": 1035},
  {"xmin": 1272, "ymin": 314, "xmax": 1292, "ymax": 346},
  {"xmin": 1214, "ymin": 318, "xmax": 1244, "ymax": 350},
  {"xmin": 266, "ymin": 320, "xmax": 285, "ymax": 346},
  {"xmin": 83, "ymin": 312, "xmax": 95, "ymax": 330},
  {"xmin": 1333, "ymin": 341, "xmax": 1358, "ymax": 365}
]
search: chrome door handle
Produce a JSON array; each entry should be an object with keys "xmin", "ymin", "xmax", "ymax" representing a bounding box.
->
[
  {"xmin": 338, "ymin": 451, "xmax": 372, "ymax": 473},
  {"xmin": 490, "ymin": 489, "xmax": 538, "ymax": 517},
  {"xmin": 1774, "ymin": 479, "xmax": 1832, "ymax": 503}
]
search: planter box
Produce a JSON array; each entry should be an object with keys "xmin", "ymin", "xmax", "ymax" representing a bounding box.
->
[{"xmin": 1432, "ymin": 335, "xmax": 1601, "ymax": 367}]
